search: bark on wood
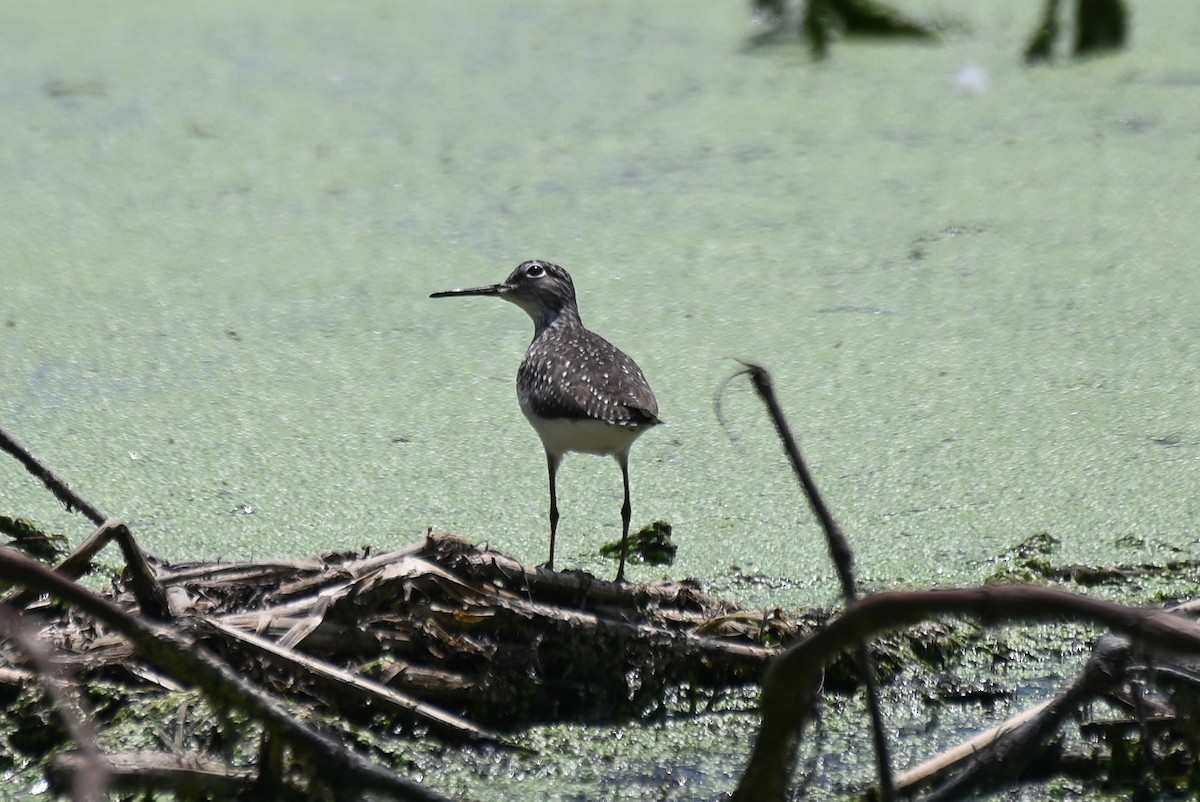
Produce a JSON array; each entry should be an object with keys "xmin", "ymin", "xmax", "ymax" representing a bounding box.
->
[
  {"xmin": 3, "ymin": 529, "xmax": 805, "ymax": 798},
  {"xmin": 732, "ymin": 588, "xmax": 1200, "ymax": 801}
]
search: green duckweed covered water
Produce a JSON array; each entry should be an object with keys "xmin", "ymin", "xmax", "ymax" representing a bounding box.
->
[{"xmin": 3, "ymin": 2, "xmax": 1200, "ymax": 799}]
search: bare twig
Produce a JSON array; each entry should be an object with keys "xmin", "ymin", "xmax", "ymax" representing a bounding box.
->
[
  {"xmin": 0, "ymin": 424, "xmax": 108, "ymax": 526},
  {"xmin": 199, "ymin": 618, "xmax": 520, "ymax": 749},
  {"xmin": 733, "ymin": 586, "xmax": 1200, "ymax": 801},
  {"xmin": 735, "ymin": 363, "xmax": 858, "ymax": 599},
  {"xmin": 0, "ymin": 604, "xmax": 109, "ymax": 802},
  {"xmin": 109, "ymin": 520, "xmax": 171, "ymax": 620},
  {"xmin": 895, "ymin": 699, "xmax": 1055, "ymax": 791},
  {"xmin": 47, "ymin": 752, "xmax": 251, "ymax": 798},
  {"xmin": 0, "ymin": 425, "xmax": 168, "ymax": 618},
  {"xmin": 920, "ymin": 635, "xmax": 1131, "ymax": 800},
  {"xmin": 5, "ymin": 519, "xmax": 170, "ymax": 620},
  {"xmin": 0, "ymin": 547, "xmax": 456, "ymax": 802},
  {"xmin": 725, "ymin": 362, "xmax": 895, "ymax": 800},
  {"xmin": 2, "ymin": 519, "xmax": 121, "ymax": 610}
]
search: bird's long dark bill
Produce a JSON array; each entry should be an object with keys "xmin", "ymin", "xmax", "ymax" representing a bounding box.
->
[{"xmin": 429, "ymin": 283, "xmax": 507, "ymax": 299}]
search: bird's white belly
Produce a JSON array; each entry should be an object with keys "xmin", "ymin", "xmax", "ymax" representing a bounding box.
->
[{"xmin": 521, "ymin": 408, "xmax": 646, "ymax": 459}]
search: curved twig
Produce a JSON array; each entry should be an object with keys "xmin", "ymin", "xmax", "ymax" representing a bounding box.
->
[
  {"xmin": 712, "ymin": 362, "xmax": 751, "ymax": 449},
  {"xmin": 732, "ymin": 585, "xmax": 1200, "ymax": 801}
]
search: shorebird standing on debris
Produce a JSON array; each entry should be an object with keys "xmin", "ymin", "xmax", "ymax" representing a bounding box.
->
[{"xmin": 431, "ymin": 260, "xmax": 660, "ymax": 582}]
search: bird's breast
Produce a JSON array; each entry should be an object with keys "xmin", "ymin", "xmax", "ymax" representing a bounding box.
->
[{"xmin": 518, "ymin": 405, "xmax": 651, "ymax": 459}]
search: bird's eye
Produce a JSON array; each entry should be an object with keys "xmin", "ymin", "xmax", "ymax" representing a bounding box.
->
[{"xmin": 526, "ymin": 263, "xmax": 545, "ymax": 278}]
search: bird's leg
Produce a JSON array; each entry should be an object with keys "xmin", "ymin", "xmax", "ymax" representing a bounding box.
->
[
  {"xmin": 546, "ymin": 452, "xmax": 561, "ymax": 571},
  {"xmin": 617, "ymin": 452, "xmax": 632, "ymax": 583}
]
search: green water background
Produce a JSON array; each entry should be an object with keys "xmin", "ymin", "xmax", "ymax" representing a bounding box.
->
[{"xmin": 3, "ymin": 2, "xmax": 1200, "ymax": 799}]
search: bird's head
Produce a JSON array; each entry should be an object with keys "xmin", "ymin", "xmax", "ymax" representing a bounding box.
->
[{"xmin": 431, "ymin": 260, "xmax": 579, "ymax": 332}]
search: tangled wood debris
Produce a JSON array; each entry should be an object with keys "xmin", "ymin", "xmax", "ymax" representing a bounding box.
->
[
  {"xmin": 148, "ymin": 531, "xmax": 782, "ymax": 728},
  {"xmin": 0, "ymin": 523, "xmax": 806, "ymax": 799}
]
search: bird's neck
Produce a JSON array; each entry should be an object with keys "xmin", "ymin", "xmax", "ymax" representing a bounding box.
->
[{"xmin": 530, "ymin": 303, "xmax": 583, "ymax": 339}]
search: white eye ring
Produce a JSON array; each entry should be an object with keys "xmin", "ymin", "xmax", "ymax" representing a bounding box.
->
[{"xmin": 527, "ymin": 263, "xmax": 545, "ymax": 277}]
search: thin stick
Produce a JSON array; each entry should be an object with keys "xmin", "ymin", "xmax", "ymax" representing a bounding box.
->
[
  {"xmin": 47, "ymin": 751, "xmax": 250, "ymax": 798},
  {"xmin": 201, "ymin": 619, "xmax": 520, "ymax": 749},
  {"xmin": 0, "ymin": 547, "xmax": 456, "ymax": 802},
  {"xmin": 732, "ymin": 362, "xmax": 895, "ymax": 801},
  {"xmin": 2, "ymin": 519, "xmax": 122, "ymax": 610},
  {"xmin": 109, "ymin": 520, "xmax": 171, "ymax": 621},
  {"xmin": 0, "ymin": 424, "xmax": 108, "ymax": 526},
  {"xmin": 894, "ymin": 698, "xmax": 1054, "ymax": 791},
  {"xmin": 4, "ymin": 518, "xmax": 171, "ymax": 620},
  {"xmin": 734, "ymin": 586, "xmax": 1200, "ymax": 801},
  {"xmin": 0, "ymin": 604, "xmax": 109, "ymax": 801},
  {"xmin": 738, "ymin": 364, "xmax": 857, "ymax": 599}
]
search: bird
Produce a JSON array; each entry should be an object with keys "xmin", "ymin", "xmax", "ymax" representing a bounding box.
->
[{"xmin": 430, "ymin": 260, "xmax": 661, "ymax": 582}]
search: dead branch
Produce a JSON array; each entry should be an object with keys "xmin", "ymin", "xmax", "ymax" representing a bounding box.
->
[
  {"xmin": 895, "ymin": 698, "xmax": 1056, "ymax": 792},
  {"xmin": 918, "ymin": 635, "xmax": 1131, "ymax": 800},
  {"xmin": 0, "ymin": 424, "xmax": 108, "ymax": 526},
  {"xmin": 0, "ymin": 425, "xmax": 169, "ymax": 619},
  {"xmin": 46, "ymin": 752, "xmax": 253, "ymax": 798},
  {"xmin": 5, "ymin": 519, "xmax": 169, "ymax": 620},
  {"xmin": 731, "ymin": 361, "xmax": 895, "ymax": 800},
  {"xmin": 0, "ymin": 546, "xmax": 456, "ymax": 802},
  {"xmin": 732, "ymin": 586, "xmax": 1200, "ymax": 801},
  {"xmin": 2, "ymin": 518, "xmax": 120, "ymax": 609},
  {"xmin": 0, "ymin": 604, "xmax": 109, "ymax": 802},
  {"xmin": 197, "ymin": 618, "xmax": 518, "ymax": 749},
  {"xmin": 109, "ymin": 519, "xmax": 171, "ymax": 620}
]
